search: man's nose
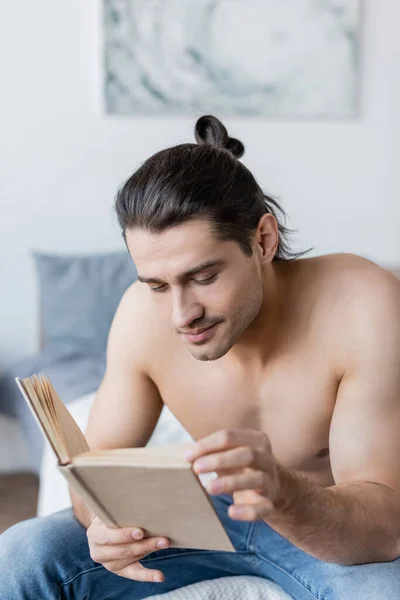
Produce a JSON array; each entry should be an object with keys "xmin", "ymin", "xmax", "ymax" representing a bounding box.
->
[{"xmin": 172, "ymin": 289, "xmax": 204, "ymax": 331}]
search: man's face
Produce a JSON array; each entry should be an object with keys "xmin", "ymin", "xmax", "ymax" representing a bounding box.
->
[{"xmin": 126, "ymin": 219, "xmax": 264, "ymax": 361}]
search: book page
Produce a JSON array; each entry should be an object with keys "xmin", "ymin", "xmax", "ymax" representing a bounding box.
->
[
  {"xmin": 73, "ymin": 442, "xmax": 193, "ymax": 466},
  {"xmin": 16, "ymin": 374, "xmax": 90, "ymax": 464}
]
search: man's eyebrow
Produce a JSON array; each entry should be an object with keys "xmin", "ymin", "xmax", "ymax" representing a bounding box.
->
[{"xmin": 137, "ymin": 260, "xmax": 225, "ymax": 284}]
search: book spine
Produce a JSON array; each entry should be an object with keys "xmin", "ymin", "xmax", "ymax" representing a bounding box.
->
[{"xmin": 58, "ymin": 465, "xmax": 119, "ymax": 527}]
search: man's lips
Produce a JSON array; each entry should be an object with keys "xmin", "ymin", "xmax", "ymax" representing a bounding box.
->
[
  {"xmin": 180, "ymin": 323, "xmax": 220, "ymax": 343},
  {"xmin": 181, "ymin": 324, "xmax": 214, "ymax": 336}
]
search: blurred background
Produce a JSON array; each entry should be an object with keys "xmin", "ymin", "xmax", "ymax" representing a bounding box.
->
[{"xmin": 0, "ymin": 0, "xmax": 398, "ymax": 532}]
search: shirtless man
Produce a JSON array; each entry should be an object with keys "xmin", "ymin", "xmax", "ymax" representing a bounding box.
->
[{"xmin": 1, "ymin": 115, "xmax": 400, "ymax": 600}]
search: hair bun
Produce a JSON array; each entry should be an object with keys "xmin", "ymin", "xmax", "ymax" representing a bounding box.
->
[{"xmin": 194, "ymin": 115, "xmax": 245, "ymax": 159}]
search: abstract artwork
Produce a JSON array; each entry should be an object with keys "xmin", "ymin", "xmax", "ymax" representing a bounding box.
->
[{"xmin": 103, "ymin": 0, "xmax": 362, "ymax": 118}]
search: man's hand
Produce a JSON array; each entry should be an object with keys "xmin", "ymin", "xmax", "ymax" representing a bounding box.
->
[
  {"xmin": 87, "ymin": 517, "xmax": 170, "ymax": 582},
  {"xmin": 185, "ymin": 429, "xmax": 284, "ymax": 521}
]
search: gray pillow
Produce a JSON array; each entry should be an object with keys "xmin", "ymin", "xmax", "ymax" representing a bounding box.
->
[
  {"xmin": 0, "ymin": 251, "xmax": 137, "ymax": 472},
  {"xmin": 33, "ymin": 250, "xmax": 138, "ymax": 355},
  {"xmin": 0, "ymin": 347, "xmax": 107, "ymax": 473}
]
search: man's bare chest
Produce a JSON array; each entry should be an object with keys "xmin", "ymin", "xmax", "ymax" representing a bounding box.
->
[{"xmin": 156, "ymin": 356, "xmax": 339, "ymax": 486}]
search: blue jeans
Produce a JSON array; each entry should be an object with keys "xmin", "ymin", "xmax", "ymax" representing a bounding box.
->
[{"xmin": 0, "ymin": 494, "xmax": 398, "ymax": 599}]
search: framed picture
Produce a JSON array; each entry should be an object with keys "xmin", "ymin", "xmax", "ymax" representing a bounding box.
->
[{"xmin": 103, "ymin": 0, "xmax": 362, "ymax": 118}]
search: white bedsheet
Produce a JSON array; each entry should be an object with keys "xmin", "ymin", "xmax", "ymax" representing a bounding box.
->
[{"xmin": 148, "ymin": 575, "xmax": 292, "ymax": 600}]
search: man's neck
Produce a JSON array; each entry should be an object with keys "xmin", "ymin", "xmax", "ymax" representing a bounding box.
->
[{"xmin": 226, "ymin": 259, "xmax": 296, "ymax": 371}]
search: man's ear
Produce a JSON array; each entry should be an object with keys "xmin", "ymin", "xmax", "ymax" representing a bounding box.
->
[{"xmin": 255, "ymin": 214, "xmax": 279, "ymax": 263}]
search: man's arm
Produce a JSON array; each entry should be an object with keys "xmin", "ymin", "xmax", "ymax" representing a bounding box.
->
[
  {"xmin": 186, "ymin": 267, "xmax": 400, "ymax": 565},
  {"xmin": 71, "ymin": 283, "xmax": 163, "ymax": 529},
  {"xmin": 264, "ymin": 269, "xmax": 400, "ymax": 565}
]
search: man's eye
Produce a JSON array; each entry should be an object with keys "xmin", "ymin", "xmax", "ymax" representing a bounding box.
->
[
  {"xmin": 196, "ymin": 274, "xmax": 218, "ymax": 285},
  {"xmin": 150, "ymin": 284, "xmax": 167, "ymax": 293}
]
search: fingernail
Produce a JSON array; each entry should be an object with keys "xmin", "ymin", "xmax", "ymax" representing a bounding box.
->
[
  {"xmin": 153, "ymin": 574, "xmax": 163, "ymax": 582},
  {"xmin": 208, "ymin": 480, "xmax": 222, "ymax": 494},
  {"xmin": 184, "ymin": 450, "xmax": 194, "ymax": 461},
  {"xmin": 157, "ymin": 539, "xmax": 168, "ymax": 548},
  {"xmin": 194, "ymin": 459, "xmax": 207, "ymax": 472},
  {"xmin": 231, "ymin": 506, "xmax": 245, "ymax": 517},
  {"xmin": 132, "ymin": 529, "xmax": 143, "ymax": 540}
]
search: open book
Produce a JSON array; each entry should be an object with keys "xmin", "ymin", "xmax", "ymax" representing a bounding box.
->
[{"xmin": 15, "ymin": 374, "xmax": 234, "ymax": 551}]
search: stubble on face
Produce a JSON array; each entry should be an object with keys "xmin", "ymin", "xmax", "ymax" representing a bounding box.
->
[
  {"xmin": 184, "ymin": 275, "xmax": 264, "ymax": 362},
  {"xmin": 126, "ymin": 220, "xmax": 265, "ymax": 363}
]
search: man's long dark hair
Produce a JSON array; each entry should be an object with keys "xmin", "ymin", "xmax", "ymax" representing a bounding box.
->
[{"xmin": 115, "ymin": 115, "xmax": 306, "ymax": 260}]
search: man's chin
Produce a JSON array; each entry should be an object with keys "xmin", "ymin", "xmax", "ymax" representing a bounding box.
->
[{"xmin": 187, "ymin": 340, "xmax": 232, "ymax": 362}]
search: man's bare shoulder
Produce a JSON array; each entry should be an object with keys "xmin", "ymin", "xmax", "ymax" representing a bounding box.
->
[
  {"xmin": 297, "ymin": 253, "xmax": 399, "ymax": 299},
  {"xmin": 119, "ymin": 280, "xmax": 154, "ymax": 319},
  {"xmin": 110, "ymin": 280, "xmax": 174, "ymax": 365},
  {"xmin": 324, "ymin": 253, "xmax": 400, "ymax": 333},
  {"xmin": 296, "ymin": 253, "xmax": 400, "ymax": 369}
]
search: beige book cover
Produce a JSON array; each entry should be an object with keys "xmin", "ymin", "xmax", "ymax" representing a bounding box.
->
[{"xmin": 15, "ymin": 374, "xmax": 234, "ymax": 551}]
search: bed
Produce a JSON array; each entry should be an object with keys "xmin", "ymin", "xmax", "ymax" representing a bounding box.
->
[{"xmin": 1, "ymin": 253, "xmax": 398, "ymax": 599}]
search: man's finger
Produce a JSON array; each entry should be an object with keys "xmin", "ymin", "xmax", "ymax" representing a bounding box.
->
[
  {"xmin": 91, "ymin": 536, "xmax": 170, "ymax": 563},
  {"xmin": 206, "ymin": 469, "xmax": 268, "ymax": 496},
  {"xmin": 94, "ymin": 526, "xmax": 146, "ymax": 546},
  {"xmin": 185, "ymin": 429, "xmax": 270, "ymax": 462},
  {"xmin": 228, "ymin": 500, "xmax": 274, "ymax": 521},
  {"xmin": 116, "ymin": 562, "xmax": 165, "ymax": 583},
  {"xmin": 192, "ymin": 445, "xmax": 269, "ymax": 474}
]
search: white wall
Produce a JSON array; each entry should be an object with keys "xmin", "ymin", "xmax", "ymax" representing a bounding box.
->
[{"xmin": 0, "ymin": 1, "xmax": 399, "ymax": 367}]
